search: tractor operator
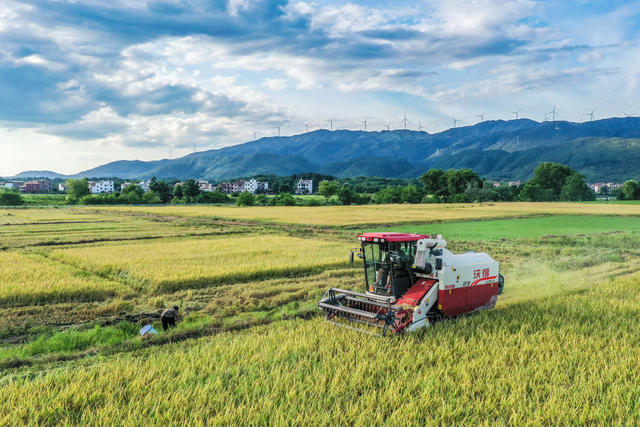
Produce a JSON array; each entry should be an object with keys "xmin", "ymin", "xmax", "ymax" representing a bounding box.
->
[
  {"xmin": 374, "ymin": 267, "xmax": 392, "ymax": 293},
  {"xmin": 161, "ymin": 306, "xmax": 179, "ymax": 331}
]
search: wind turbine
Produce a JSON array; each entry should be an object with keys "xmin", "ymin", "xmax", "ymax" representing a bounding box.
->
[
  {"xmin": 452, "ymin": 117, "xmax": 460, "ymax": 128},
  {"xmin": 401, "ymin": 113, "xmax": 409, "ymax": 129},
  {"xmin": 548, "ymin": 105, "xmax": 558, "ymax": 121},
  {"xmin": 276, "ymin": 126, "xmax": 281, "ymax": 137},
  {"xmin": 304, "ymin": 122, "xmax": 309, "ymax": 133},
  {"xmin": 326, "ymin": 119, "xmax": 335, "ymax": 131},
  {"xmin": 385, "ymin": 122, "xmax": 391, "ymax": 131},
  {"xmin": 361, "ymin": 118, "xmax": 368, "ymax": 132},
  {"xmin": 512, "ymin": 109, "xmax": 521, "ymax": 119},
  {"xmin": 475, "ymin": 112, "xmax": 485, "ymax": 122},
  {"xmin": 418, "ymin": 120, "xmax": 423, "ymax": 132},
  {"xmin": 253, "ymin": 131, "xmax": 257, "ymax": 140},
  {"xmin": 584, "ymin": 108, "xmax": 596, "ymax": 121}
]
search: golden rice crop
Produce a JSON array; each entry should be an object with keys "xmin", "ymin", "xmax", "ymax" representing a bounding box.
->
[
  {"xmin": 0, "ymin": 208, "xmax": 106, "ymax": 225},
  {"xmin": 49, "ymin": 235, "xmax": 351, "ymax": 293},
  {"xmin": 0, "ymin": 252, "xmax": 126, "ymax": 306},
  {"xmin": 0, "ymin": 219, "xmax": 227, "ymax": 248},
  {"xmin": 89, "ymin": 201, "xmax": 640, "ymax": 226},
  {"xmin": 2, "ymin": 271, "xmax": 640, "ymax": 424}
]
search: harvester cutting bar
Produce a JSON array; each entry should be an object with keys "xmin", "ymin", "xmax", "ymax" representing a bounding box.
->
[
  {"xmin": 318, "ymin": 288, "xmax": 402, "ymax": 335},
  {"xmin": 318, "ymin": 301, "xmax": 379, "ymax": 319},
  {"xmin": 326, "ymin": 288, "xmax": 395, "ymax": 304}
]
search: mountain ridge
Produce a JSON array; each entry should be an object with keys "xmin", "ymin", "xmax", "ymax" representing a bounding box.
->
[{"xmin": 8, "ymin": 117, "xmax": 640, "ymax": 182}]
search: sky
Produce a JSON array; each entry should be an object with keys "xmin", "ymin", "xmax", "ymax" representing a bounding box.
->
[{"xmin": 1, "ymin": 0, "xmax": 640, "ymax": 175}]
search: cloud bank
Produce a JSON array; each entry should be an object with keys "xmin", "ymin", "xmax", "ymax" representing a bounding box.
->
[{"xmin": 1, "ymin": 0, "xmax": 639, "ymax": 174}]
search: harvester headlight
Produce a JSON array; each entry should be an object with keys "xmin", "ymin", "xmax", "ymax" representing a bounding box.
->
[{"xmin": 373, "ymin": 238, "xmax": 379, "ymax": 242}]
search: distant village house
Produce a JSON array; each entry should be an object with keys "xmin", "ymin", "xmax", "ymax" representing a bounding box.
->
[
  {"xmin": 89, "ymin": 180, "xmax": 115, "ymax": 194},
  {"xmin": 295, "ymin": 179, "xmax": 313, "ymax": 195},
  {"xmin": 20, "ymin": 180, "xmax": 52, "ymax": 193},
  {"xmin": 215, "ymin": 179, "xmax": 268, "ymax": 194}
]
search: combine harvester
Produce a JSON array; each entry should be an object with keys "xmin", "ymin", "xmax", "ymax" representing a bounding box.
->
[{"xmin": 319, "ymin": 232, "xmax": 504, "ymax": 335}]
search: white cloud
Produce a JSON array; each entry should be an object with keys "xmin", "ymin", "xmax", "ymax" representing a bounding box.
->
[{"xmin": 262, "ymin": 78, "xmax": 288, "ymax": 90}]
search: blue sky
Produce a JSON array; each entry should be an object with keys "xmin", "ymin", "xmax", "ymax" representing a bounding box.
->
[{"xmin": 1, "ymin": 0, "xmax": 640, "ymax": 175}]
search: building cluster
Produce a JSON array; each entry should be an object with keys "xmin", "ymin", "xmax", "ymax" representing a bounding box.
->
[
  {"xmin": 485, "ymin": 180, "xmax": 521, "ymax": 187},
  {"xmin": 121, "ymin": 180, "xmax": 151, "ymax": 193},
  {"xmin": 588, "ymin": 182, "xmax": 623, "ymax": 193},
  {"xmin": 0, "ymin": 180, "xmax": 54, "ymax": 193},
  {"xmin": 214, "ymin": 179, "xmax": 269, "ymax": 194}
]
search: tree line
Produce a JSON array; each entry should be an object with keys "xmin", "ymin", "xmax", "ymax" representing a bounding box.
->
[
  {"xmin": 313, "ymin": 162, "xmax": 595, "ymax": 204},
  {"xmin": 7, "ymin": 162, "xmax": 640, "ymax": 207}
]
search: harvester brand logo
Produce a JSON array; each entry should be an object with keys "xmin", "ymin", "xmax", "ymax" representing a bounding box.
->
[
  {"xmin": 470, "ymin": 267, "xmax": 498, "ymax": 287},
  {"xmin": 473, "ymin": 268, "xmax": 490, "ymax": 279}
]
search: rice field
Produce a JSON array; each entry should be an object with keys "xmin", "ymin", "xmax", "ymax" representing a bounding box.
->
[
  {"xmin": 49, "ymin": 235, "xmax": 351, "ymax": 293},
  {"xmin": 0, "ymin": 219, "xmax": 236, "ymax": 249},
  {"xmin": 2, "ymin": 271, "xmax": 640, "ymax": 424},
  {"xmin": 88, "ymin": 201, "xmax": 640, "ymax": 226},
  {"xmin": 0, "ymin": 252, "xmax": 126, "ymax": 306},
  {"xmin": 1, "ymin": 204, "xmax": 640, "ymax": 423}
]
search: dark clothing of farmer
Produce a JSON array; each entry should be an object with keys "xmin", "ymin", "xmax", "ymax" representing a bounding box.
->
[{"xmin": 161, "ymin": 306, "xmax": 179, "ymax": 331}]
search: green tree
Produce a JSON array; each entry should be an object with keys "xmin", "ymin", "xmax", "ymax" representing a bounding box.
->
[
  {"xmin": 621, "ymin": 180, "xmax": 640, "ymax": 200},
  {"xmin": 318, "ymin": 180, "xmax": 339, "ymax": 202},
  {"xmin": 197, "ymin": 190, "xmax": 228, "ymax": 204},
  {"xmin": 149, "ymin": 178, "xmax": 172, "ymax": 203},
  {"xmin": 495, "ymin": 185, "xmax": 521, "ymax": 202},
  {"xmin": 66, "ymin": 178, "xmax": 90, "ymax": 203},
  {"xmin": 255, "ymin": 194, "xmax": 269, "ymax": 206},
  {"xmin": 274, "ymin": 192, "xmax": 296, "ymax": 206},
  {"xmin": 173, "ymin": 184, "xmax": 184, "ymax": 199},
  {"xmin": 518, "ymin": 181, "xmax": 544, "ymax": 201},
  {"xmin": 531, "ymin": 162, "xmax": 574, "ymax": 199},
  {"xmin": 446, "ymin": 169, "xmax": 481, "ymax": 200},
  {"xmin": 183, "ymin": 180, "xmax": 201, "ymax": 199},
  {"xmin": 559, "ymin": 174, "xmax": 595, "ymax": 201},
  {"xmin": 143, "ymin": 190, "xmax": 161, "ymax": 204},
  {"xmin": 400, "ymin": 185, "xmax": 422, "ymax": 203},
  {"xmin": 337, "ymin": 184, "xmax": 356, "ymax": 205},
  {"xmin": 157, "ymin": 181, "xmax": 173, "ymax": 203},
  {"xmin": 0, "ymin": 190, "xmax": 24, "ymax": 205},
  {"xmin": 373, "ymin": 186, "xmax": 402, "ymax": 204},
  {"xmin": 421, "ymin": 169, "xmax": 447, "ymax": 200},
  {"xmin": 123, "ymin": 184, "xmax": 144, "ymax": 198},
  {"xmin": 236, "ymin": 191, "xmax": 256, "ymax": 206}
]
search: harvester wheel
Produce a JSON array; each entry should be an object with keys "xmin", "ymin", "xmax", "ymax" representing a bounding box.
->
[{"xmin": 498, "ymin": 274, "xmax": 505, "ymax": 295}]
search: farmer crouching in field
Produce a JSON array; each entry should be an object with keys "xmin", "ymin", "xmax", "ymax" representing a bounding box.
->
[{"xmin": 161, "ymin": 306, "xmax": 179, "ymax": 331}]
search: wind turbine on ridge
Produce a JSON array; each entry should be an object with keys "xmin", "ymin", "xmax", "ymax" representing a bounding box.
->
[
  {"xmin": 584, "ymin": 108, "xmax": 596, "ymax": 121},
  {"xmin": 401, "ymin": 113, "xmax": 409, "ymax": 129},
  {"xmin": 475, "ymin": 112, "xmax": 485, "ymax": 122},
  {"xmin": 512, "ymin": 109, "xmax": 522, "ymax": 119},
  {"xmin": 326, "ymin": 119, "xmax": 335, "ymax": 131}
]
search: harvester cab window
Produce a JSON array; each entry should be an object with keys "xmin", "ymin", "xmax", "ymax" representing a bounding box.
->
[
  {"xmin": 363, "ymin": 241, "xmax": 417, "ymax": 297},
  {"xmin": 363, "ymin": 243, "xmax": 391, "ymax": 295}
]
